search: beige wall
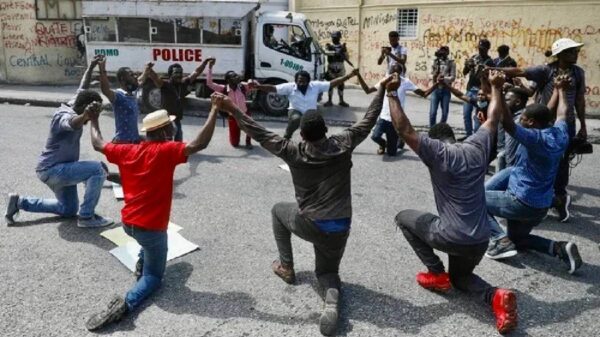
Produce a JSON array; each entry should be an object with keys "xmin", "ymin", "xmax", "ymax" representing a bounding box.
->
[
  {"xmin": 298, "ymin": 0, "xmax": 600, "ymax": 116},
  {"xmin": 0, "ymin": 0, "xmax": 84, "ymax": 84}
]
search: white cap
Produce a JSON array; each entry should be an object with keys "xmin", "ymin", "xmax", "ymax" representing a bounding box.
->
[{"xmin": 551, "ymin": 38, "xmax": 584, "ymax": 56}]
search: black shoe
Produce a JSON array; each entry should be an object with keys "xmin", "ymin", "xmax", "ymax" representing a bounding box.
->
[
  {"xmin": 324, "ymin": 101, "xmax": 333, "ymax": 107},
  {"xmin": 554, "ymin": 195, "xmax": 571, "ymax": 223},
  {"xmin": 5, "ymin": 193, "xmax": 19, "ymax": 226},
  {"xmin": 485, "ymin": 239, "xmax": 518, "ymax": 260},
  {"xmin": 555, "ymin": 241, "xmax": 582, "ymax": 274},
  {"xmin": 338, "ymin": 101, "xmax": 349, "ymax": 108},
  {"xmin": 319, "ymin": 288, "xmax": 339, "ymax": 336},
  {"xmin": 85, "ymin": 295, "xmax": 128, "ymax": 331},
  {"xmin": 134, "ymin": 259, "xmax": 144, "ymax": 281}
]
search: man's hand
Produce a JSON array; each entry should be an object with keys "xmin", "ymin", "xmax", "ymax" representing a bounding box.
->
[
  {"xmin": 381, "ymin": 47, "xmax": 390, "ymax": 56},
  {"xmin": 97, "ymin": 55, "xmax": 107, "ymax": 70},
  {"xmin": 207, "ymin": 58, "xmax": 216, "ymax": 69},
  {"xmin": 144, "ymin": 62, "xmax": 154, "ymax": 71},
  {"xmin": 488, "ymin": 70, "xmax": 506, "ymax": 88},
  {"xmin": 90, "ymin": 55, "xmax": 102, "ymax": 68},
  {"xmin": 436, "ymin": 74, "xmax": 444, "ymax": 84},
  {"xmin": 386, "ymin": 73, "xmax": 401, "ymax": 92},
  {"xmin": 210, "ymin": 92, "xmax": 239, "ymax": 113},
  {"xmin": 85, "ymin": 101, "xmax": 102, "ymax": 120},
  {"xmin": 554, "ymin": 74, "xmax": 572, "ymax": 90},
  {"xmin": 247, "ymin": 79, "xmax": 257, "ymax": 91}
]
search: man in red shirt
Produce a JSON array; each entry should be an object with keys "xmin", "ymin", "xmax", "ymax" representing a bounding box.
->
[{"xmin": 84, "ymin": 96, "xmax": 220, "ymax": 331}]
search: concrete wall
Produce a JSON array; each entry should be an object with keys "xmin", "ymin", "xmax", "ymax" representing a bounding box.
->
[
  {"xmin": 297, "ymin": 0, "xmax": 600, "ymax": 116},
  {"xmin": 0, "ymin": 0, "xmax": 85, "ymax": 84}
]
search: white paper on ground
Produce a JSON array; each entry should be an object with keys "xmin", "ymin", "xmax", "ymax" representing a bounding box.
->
[
  {"xmin": 109, "ymin": 231, "xmax": 199, "ymax": 272},
  {"xmin": 100, "ymin": 222, "xmax": 183, "ymax": 247},
  {"xmin": 278, "ymin": 164, "xmax": 290, "ymax": 172},
  {"xmin": 112, "ymin": 183, "xmax": 124, "ymax": 199}
]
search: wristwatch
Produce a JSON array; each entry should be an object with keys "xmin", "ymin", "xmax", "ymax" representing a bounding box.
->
[{"xmin": 386, "ymin": 91, "xmax": 398, "ymax": 97}]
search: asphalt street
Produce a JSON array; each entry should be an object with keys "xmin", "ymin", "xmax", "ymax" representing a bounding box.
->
[{"xmin": 1, "ymin": 103, "xmax": 599, "ymax": 337}]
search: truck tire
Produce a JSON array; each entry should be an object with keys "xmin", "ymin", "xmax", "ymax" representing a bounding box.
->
[
  {"xmin": 257, "ymin": 81, "xmax": 288, "ymax": 116},
  {"xmin": 139, "ymin": 81, "xmax": 163, "ymax": 114}
]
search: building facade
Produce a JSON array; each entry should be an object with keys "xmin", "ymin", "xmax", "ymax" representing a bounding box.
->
[{"xmin": 296, "ymin": 0, "xmax": 600, "ymax": 116}]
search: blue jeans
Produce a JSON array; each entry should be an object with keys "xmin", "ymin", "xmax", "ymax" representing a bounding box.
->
[
  {"xmin": 371, "ymin": 118, "xmax": 399, "ymax": 156},
  {"xmin": 123, "ymin": 224, "xmax": 168, "ymax": 311},
  {"xmin": 485, "ymin": 171, "xmax": 552, "ymax": 255},
  {"xmin": 462, "ymin": 88, "xmax": 480, "ymax": 136},
  {"xmin": 19, "ymin": 161, "xmax": 106, "ymax": 218},
  {"xmin": 429, "ymin": 87, "xmax": 451, "ymax": 127}
]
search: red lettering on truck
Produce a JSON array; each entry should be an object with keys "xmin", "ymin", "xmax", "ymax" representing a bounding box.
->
[{"xmin": 152, "ymin": 48, "xmax": 202, "ymax": 62}]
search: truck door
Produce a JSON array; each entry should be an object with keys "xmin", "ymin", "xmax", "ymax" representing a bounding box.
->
[{"xmin": 256, "ymin": 23, "xmax": 315, "ymax": 81}]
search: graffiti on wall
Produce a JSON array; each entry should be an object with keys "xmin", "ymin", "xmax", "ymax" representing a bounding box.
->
[{"xmin": 1, "ymin": 0, "xmax": 84, "ymax": 81}]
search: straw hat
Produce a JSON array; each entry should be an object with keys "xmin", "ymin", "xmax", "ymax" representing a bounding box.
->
[
  {"xmin": 140, "ymin": 109, "xmax": 176, "ymax": 132},
  {"xmin": 551, "ymin": 38, "xmax": 584, "ymax": 56}
]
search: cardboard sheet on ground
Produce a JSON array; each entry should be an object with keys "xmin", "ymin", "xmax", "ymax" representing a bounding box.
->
[
  {"xmin": 109, "ymin": 231, "xmax": 199, "ymax": 272},
  {"xmin": 112, "ymin": 183, "xmax": 124, "ymax": 199},
  {"xmin": 278, "ymin": 164, "xmax": 290, "ymax": 172},
  {"xmin": 100, "ymin": 222, "xmax": 182, "ymax": 246}
]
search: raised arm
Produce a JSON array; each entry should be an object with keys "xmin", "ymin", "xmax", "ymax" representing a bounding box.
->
[
  {"xmin": 554, "ymin": 75, "xmax": 571, "ymax": 124},
  {"xmin": 138, "ymin": 62, "xmax": 164, "ymax": 88},
  {"xmin": 480, "ymin": 70, "xmax": 505, "ymax": 135},
  {"xmin": 377, "ymin": 48, "xmax": 386, "ymax": 65},
  {"xmin": 215, "ymin": 93, "xmax": 294, "ymax": 158},
  {"xmin": 253, "ymin": 83, "xmax": 278, "ymax": 93},
  {"xmin": 205, "ymin": 59, "xmax": 225, "ymax": 92},
  {"xmin": 185, "ymin": 57, "xmax": 213, "ymax": 83},
  {"xmin": 88, "ymin": 102, "xmax": 108, "ymax": 153},
  {"xmin": 78, "ymin": 55, "xmax": 101, "ymax": 90},
  {"xmin": 97, "ymin": 56, "xmax": 115, "ymax": 103},
  {"xmin": 355, "ymin": 73, "xmax": 377, "ymax": 94},
  {"xmin": 445, "ymin": 82, "xmax": 472, "ymax": 103},
  {"xmin": 388, "ymin": 74, "xmax": 419, "ymax": 152},
  {"xmin": 488, "ymin": 66, "xmax": 525, "ymax": 78},
  {"xmin": 329, "ymin": 68, "xmax": 358, "ymax": 88},
  {"xmin": 575, "ymin": 76, "xmax": 587, "ymax": 140},
  {"xmin": 183, "ymin": 96, "xmax": 219, "ymax": 156}
]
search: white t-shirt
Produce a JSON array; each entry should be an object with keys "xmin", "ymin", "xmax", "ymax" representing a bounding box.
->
[
  {"xmin": 375, "ymin": 76, "xmax": 418, "ymax": 121},
  {"xmin": 276, "ymin": 81, "xmax": 331, "ymax": 113},
  {"xmin": 386, "ymin": 44, "xmax": 408, "ymax": 74}
]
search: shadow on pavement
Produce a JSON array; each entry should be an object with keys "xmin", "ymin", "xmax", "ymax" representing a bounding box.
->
[
  {"xmin": 57, "ymin": 219, "xmax": 118, "ymax": 251},
  {"xmin": 293, "ymin": 270, "xmax": 600, "ymax": 336}
]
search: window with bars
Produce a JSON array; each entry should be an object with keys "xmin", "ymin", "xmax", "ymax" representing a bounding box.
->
[
  {"xmin": 36, "ymin": 0, "xmax": 82, "ymax": 20},
  {"xmin": 397, "ymin": 8, "xmax": 418, "ymax": 39}
]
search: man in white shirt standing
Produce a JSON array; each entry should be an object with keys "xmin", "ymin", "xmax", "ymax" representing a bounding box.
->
[
  {"xmin": 357, "ymin": 64, "xmax": 434, "ymax": 156},
  {"xmin": 378, "ymin": 31, "xmax": 408, "ymax": 75},
  {"xmin": 254, "ymin": 70, "xmax": 358, "ymax": 139}
]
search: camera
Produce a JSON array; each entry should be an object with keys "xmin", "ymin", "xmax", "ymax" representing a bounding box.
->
[{"xmin": 569, "ymin": 136, "xmax": 593, "ymax": 155}]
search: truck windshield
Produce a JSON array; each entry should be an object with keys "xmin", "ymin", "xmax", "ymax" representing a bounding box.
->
[{"xmin": 304, "ymin": 20, "xmax": 323, "ymax": 55}]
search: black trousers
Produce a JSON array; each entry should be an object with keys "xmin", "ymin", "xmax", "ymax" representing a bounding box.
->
[
  {"xmin": 272, "ymin": 202, "xmax": 349, "ymax": 290},
  {"xmin": 395, "ymin": 209, "xmax": 496, "ymax": 305}
]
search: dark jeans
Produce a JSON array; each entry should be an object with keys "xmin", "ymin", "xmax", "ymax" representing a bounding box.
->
[
  {"xmin": 371, "ymin": 118, "xmax": 399, "ymax": 156},
  {"xmin": 395, "ymin": 209, "xmax": 496, "ymax": 305},
  {"xmin": 271, "ymin": 202, "xmax": 349, "ymax": 290},
  {"xmin": 553, "ymin": 120, "xmax": 576, "ymax": 197},
  {"xmin": 284, "ymin": 110, "xmax": 304, "ymax": 139},
  {"xmin": 174, "ymin": 119, "xmax": 183, "ymax": 142}
]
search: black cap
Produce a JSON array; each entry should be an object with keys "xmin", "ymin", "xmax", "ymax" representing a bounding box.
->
[{"xmin": 331, "ymin": 31, "xmax": 342, "ymax": 38}]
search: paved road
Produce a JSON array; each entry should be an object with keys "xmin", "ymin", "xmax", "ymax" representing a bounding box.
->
[{"xmin": 1, "ymin": 104, "xmax": 599, "ymax": 337}]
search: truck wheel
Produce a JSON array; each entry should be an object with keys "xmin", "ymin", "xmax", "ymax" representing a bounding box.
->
[
  {"xmin": 258, "ymin": 90, "xmax": 288, "ymax": 116},
  {"xmin": 140, "ymin": 82, "xmax": 162, "ymax": 114}
]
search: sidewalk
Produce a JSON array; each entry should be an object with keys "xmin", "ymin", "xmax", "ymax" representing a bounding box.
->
[{"xmin": 1, "ymin": 83, "xmax": 599, "ymax": 143}]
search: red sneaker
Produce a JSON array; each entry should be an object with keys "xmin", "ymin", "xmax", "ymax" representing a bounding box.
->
[
  {"xmin": 416, "ymin": 272, "xmax": 451, "ymax": 293},
  {"xmin": 492, "ymin": 288, "xmax": 518, "ymax": 334}
]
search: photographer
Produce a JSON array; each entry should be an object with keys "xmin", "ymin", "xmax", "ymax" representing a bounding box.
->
[
  {"xmin": 462, "ymin": 39, "xmax": 495, "ymax": 137},
  {"xmin": 429, "ymin": 46, "xmax": 456, "ymax": 127},
  {"xmin": 377, "ymin": 31, "xmax": 407, "ymax": 75}
]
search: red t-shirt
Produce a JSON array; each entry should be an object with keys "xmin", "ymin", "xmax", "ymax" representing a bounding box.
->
[{"xmin": 104, "ymin": 141, "xmax": 188, "ymax": 231}]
